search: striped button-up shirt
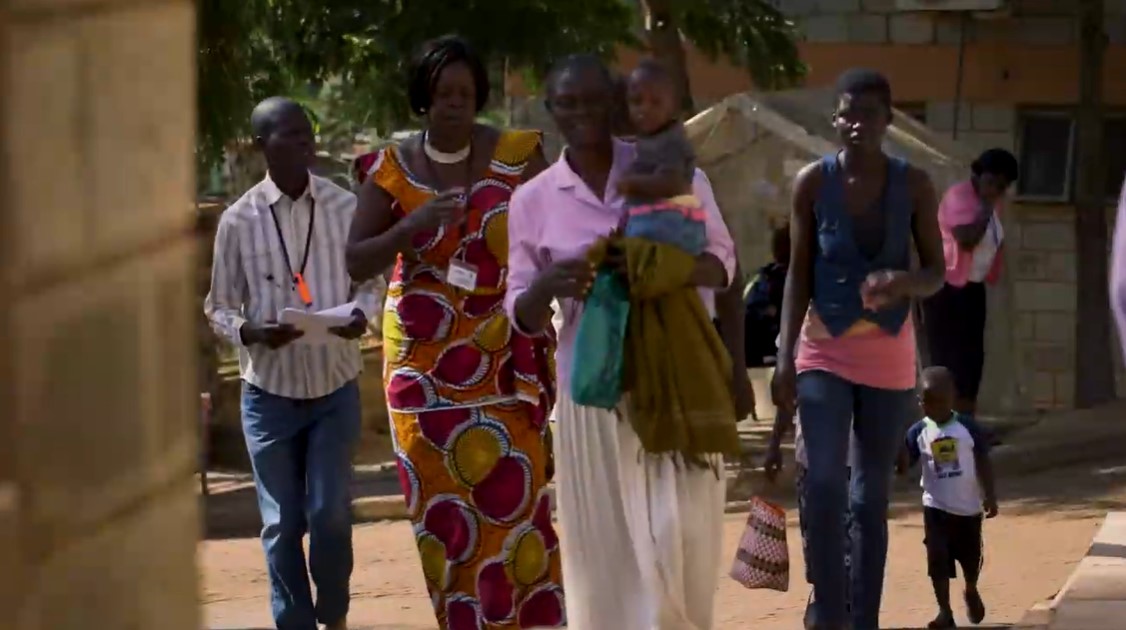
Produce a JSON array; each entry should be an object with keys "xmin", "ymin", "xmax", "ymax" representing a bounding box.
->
[{"xmin": 204, "ymin": 174, "xmax": 383, "ymax": 400}]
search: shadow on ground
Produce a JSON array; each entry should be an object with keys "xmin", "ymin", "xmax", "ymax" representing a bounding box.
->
[{"xmin": 201, "ymin": 401, "xmax": 1126, "ymax": 541}]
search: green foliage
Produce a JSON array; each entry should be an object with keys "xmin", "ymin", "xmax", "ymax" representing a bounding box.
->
[
  {"xmin": 196, "ymin": 0, "xmax": 638, "ymax": 168},
  {"xmin": 673, "ymin": 0, "xmax": 806, "ymax": 90},
  {"xmin": 196, "ymin": 0, "xmax": 804, "ymax": 168}
]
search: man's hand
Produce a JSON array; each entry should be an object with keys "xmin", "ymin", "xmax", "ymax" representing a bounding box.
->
[
  {"xmin": 241, "ymin": 322, "xmax": 304, "ymax": 349},
  {"xmin": 984, "ymin": 495, "xmax": 999, "ymax": 519},
  {"xmin": 329, "ymin": 309, "xmax": 369, "ymax": 340}
]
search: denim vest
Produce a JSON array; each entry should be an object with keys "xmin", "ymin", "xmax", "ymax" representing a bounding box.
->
[{"xmin": 812, "ymin": 154, "xmax": 912, "ymax": 337}]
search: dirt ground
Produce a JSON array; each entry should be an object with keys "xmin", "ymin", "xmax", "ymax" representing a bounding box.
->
[{"xmin": 200, "ymin": 455, "xmax": 1126, "ymax": 630}]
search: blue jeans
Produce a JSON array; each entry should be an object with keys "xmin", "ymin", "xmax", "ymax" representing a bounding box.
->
[
  {"xmin": 797, "ymin": 370, "xmax": 915, "ymax": 630},
  {"xmin": 241, "ymin": 380, "xmax": 361, "ymax": 630}
]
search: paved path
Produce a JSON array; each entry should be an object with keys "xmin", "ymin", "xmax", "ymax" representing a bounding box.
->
[{"xmin": 201, "ymin": 454, "xmax": 1126, "ymax": 629}]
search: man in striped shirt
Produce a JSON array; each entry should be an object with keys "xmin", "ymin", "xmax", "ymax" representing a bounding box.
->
[{"xmin": 204, "ymin": 97, "xmax": 381, "ymax": 630}]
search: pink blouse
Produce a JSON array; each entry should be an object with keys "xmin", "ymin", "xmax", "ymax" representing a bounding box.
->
[
  {"xmin": 796, "ymin": 309, "xmax": 918, "ymax": 391},
  {"xmin": 504, "ymin": 139, "xmax": 737, "ymax": 392},
  {"xmin": 939, "ymin": 180, "xmax": 1004, "ymax": 288}
]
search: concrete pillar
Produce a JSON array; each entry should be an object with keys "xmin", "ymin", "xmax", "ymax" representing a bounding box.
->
[{"xmin": 1, "ymin": 1, "xmax": 200, "ymax": 628}]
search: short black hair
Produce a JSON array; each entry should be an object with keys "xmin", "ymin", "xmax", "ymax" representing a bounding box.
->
[
  {"xmin": 250, "ymin": 96, "xmax": 306, "ymax": 139},
  {"xmin": 545, "ymin": 53, "xmax": 614, "ymax": 101},
  {"xmin": 921, "ymin": 365, "xmax": 955, "ymax": 394},
  {"xmin": 972, "ymin": 148, "xmax": 1020, "ymax": 183},
  {"xmin": 408, "ymin": 35, "xmax": 490, "ymax": 117},
  {"xmin": 834, "ymin": 68, "xmax": 892, "ymax": 111}
]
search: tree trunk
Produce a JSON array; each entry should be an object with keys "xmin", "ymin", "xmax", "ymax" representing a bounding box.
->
[
  {"xmin": 642, "ymin": 0, "xmax": 696, "ymax": 115},
  {"xmin": 1074, "ymin": 0, "xmax": 1116, "ymax": 407}
]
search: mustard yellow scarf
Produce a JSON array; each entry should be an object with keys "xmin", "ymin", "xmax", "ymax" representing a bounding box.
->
[{"xmin": 587, "ymin": 236, "xmax": 740, "ymax": 468}]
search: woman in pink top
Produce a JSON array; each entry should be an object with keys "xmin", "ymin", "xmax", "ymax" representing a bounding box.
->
[
  {"xmin": 921, "ymin": 148, "xmax": 1018, "ymax": 419},
  {"xmin": 772, "ymin": 69, "xmax": 946, "ymax": 630},
  {"xmin": 505, "ymin": 54, "xmax": 737, "ymax": 630}
]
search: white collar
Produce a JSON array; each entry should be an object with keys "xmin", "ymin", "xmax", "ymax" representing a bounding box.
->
[{"xmin": 261, "ymin": 172, "xmax": 314, "ymax": 206}]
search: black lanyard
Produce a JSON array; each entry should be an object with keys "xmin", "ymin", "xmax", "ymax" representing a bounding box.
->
[{"xmin": 268, "ymin": 197, "xmax": 316, "ymax": 286}]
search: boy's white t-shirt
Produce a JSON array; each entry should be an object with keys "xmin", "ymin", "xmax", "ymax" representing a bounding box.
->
[
  {"xmin": 906, "ymin": 415, "xmax": 986, "ymax": 517},
  {"xmin": 793, "ymin": 413, "xmax": 856, "ymax": 469}
]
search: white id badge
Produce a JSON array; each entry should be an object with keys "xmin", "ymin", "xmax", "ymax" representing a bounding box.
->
[{"xmin": 446, "ymin": 259, "xmax": 479, "ymax": 291}]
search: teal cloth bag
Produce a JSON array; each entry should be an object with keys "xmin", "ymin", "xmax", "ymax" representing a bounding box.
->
[{"xmin": 570, "ymin": 268, "xmax": 630, "ymax": 409}]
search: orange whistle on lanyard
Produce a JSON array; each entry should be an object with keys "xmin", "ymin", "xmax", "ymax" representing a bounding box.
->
[{"xmin": 294, "ymin": 272, "xmax": 313, "ymax": 308}]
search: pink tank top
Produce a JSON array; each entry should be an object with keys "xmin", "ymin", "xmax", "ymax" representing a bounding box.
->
[{"xmin": 795, "ymin": 307, "xmax": 917, "ymax": 391}]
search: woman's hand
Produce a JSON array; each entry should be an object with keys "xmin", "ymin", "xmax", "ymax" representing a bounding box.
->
[
  {"xmin": 861, "ymin": 269, "xmax": 913, "ymax": 310},
  {"xmin": 602, "ymin": 237, "xmax": 628, "ymax": 278},
  {"xmin": 514, "ymin": 257, "xmax": 596, "ymax": 334},
  {"xmin": 402, "ymin": 188, "xmax": 466, "ymax": 233},
  {"xmin": 533, "ymin": 258, "xmax": 596, "ymax": 301}
]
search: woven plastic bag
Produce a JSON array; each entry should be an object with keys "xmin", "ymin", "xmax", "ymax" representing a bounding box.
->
[
  {"xmin": 570, "ymin": 268, "xmax": 630, "ymax": 409},
  {"xmin": 729, "ymin": 496, "xmax": 790, "ymax": 591}
]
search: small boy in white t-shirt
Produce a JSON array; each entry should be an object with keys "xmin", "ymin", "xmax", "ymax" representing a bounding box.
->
[{"xmin": 905, "ymin": 366, "xmax": 999, "ymax": 629}]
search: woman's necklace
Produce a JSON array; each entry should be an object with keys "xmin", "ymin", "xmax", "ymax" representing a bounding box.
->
[{"xmin": 423, "ymin": 130, "xmax": 470, "ymax": 164}]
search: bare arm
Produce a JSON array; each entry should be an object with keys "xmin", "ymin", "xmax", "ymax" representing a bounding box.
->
[
  {"xmin": 717, "ymin": 259, "xmax": 756, "ymax": 418},
  {"xmin": 951, "ymin": 216, "xmax": 990, "ymax": 249},
  {"xmin": 769, "ymin": 410, "xmax": 792, "ymax": 444},
  {"xmin": 975, "ymin": 452, "xmax": 997, "ymax": 504},
  {"xmin": 777, "ymin": 163, "xmax": 820, "ymax": 366},
  {"xmin": 689, "ymin": 254, "xmax": 729, "ymax": 288},
  {"xmin": 908, "ymin": 166, "xmax": 947, "ymax": 299},
  {"xmin": 964, "ymin": 415, "xmax": 999, "ymax": 514},
  {"xmin": 514, "ymin": 282, "xmax": 556, "ymax": 334},
  {"xmin": 345, "ymin": 179, "xmax": 418, "ymax": 282},
  {"xmin": 716, "ymin": 259, "xmax": 748, "ymax": 360}
]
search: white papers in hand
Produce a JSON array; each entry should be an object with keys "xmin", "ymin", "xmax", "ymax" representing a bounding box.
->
[{"xmin": 278, "ymin": 301, "xmax": 358, "ymax": 345}]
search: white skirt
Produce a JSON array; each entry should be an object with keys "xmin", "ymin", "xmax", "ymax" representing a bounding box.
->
[{"xmin": 552, "ymin": 394, "xmax": 726, "ymax": 630}]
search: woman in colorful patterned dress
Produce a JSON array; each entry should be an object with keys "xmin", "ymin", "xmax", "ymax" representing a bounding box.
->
[{"xmin": 345, "ymin": 36, "xmax": 564, "ymax": 629}]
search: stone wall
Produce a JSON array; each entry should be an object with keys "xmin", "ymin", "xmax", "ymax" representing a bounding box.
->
[
  {"xmin": 1003, "ymin": 205, "xmax": 1125, "ymax": 410},
  {"xmin": 1, "ymin": 1, "xmax": 200, "ymax": 628},
  {"xmin": 774, "ymin": 0, "xmax": 1126, "ymax": 46}
]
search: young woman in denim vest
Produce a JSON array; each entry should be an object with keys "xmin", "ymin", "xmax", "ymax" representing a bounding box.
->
[{"xmin": 771, "ymin": 69, "xmax": 946, "ymax": 630}]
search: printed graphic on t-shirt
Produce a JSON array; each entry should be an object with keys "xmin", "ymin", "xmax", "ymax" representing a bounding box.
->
[{"xmin": 930, "ymin": 436, "xmax": 963, "ymax": 479}]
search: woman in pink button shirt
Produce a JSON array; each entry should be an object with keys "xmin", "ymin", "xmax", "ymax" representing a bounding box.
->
[
  {"xmin": 504, "ymin": 55, "xmax": 737, "ymax": 630},
  {"xmin": 921, "ymin": 148, "xmax": 1019, "ymax": 420}
]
